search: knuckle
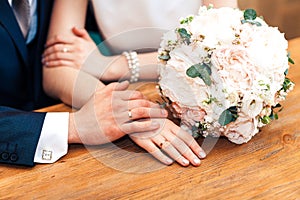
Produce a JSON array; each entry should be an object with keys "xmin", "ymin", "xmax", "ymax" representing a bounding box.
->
[
  {"xmin": 135, "ymin": 108, "xmax": 147, "ymax": 117},
  {"xmin": 58, "ymin": 60, "xmax": 64, "ymax": 65},
  {"xmin": 139, "ymin": 100, "xmax": 151, "ymax": 107},
  {"xmin": 53, "ymin": 45, "xmax": 60, "ymax": 51},
  {"xmin": 54, "ymin": 52, "xmax": 60, "ymax": 59},
  {"xmin": 131, "ymin": 91, "xmax": 143, "ymax": 99}
]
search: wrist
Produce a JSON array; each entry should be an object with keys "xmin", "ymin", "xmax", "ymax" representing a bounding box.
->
[
  {"xmin": 68, "ymin": 113, "xmax": 80, "ymax": 144},
  {"xmin": 101, "ymin": 55, "xmax": 129, "ymax": 81}
]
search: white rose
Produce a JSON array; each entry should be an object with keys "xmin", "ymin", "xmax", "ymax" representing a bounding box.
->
[
  {"xmin": 159, "ymin": 55, "xmax": 210, "ymax": 108},
  {"xmin": 241, "ymin": 94, "xmax": 263, "ymax": 118},
  {"xmin": 243, "ymin": 26, "xmax": 288, "ymax": 75},
  {"xmin": 189, "ymin": 7, "xmax": 242, "ymax": 48}
]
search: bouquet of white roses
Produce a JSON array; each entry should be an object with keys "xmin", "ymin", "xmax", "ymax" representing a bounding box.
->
[{"xmin": 158, "ymin": 6, "xmax": 294, "ymax": 144}]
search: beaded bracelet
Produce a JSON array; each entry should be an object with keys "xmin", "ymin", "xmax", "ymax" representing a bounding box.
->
[{"xmin": 122, "ymin": 51, "xmax": 140, "ymax": 83}]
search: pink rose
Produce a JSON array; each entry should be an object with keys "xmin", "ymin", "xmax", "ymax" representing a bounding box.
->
[
  {"xmin": 172, "ymin": 104, "xmax": 205, "ymax": 128},
  {"xmin": 183, "ymin": 108, "xmax": 205, "ymax": 123},
  {"xmin": 211, "ymin": 46, "xmax": 256, "ymax": 92},
  {"xmin": 223, "ymin": 114, "xmax": 259, "ymax": 144}
]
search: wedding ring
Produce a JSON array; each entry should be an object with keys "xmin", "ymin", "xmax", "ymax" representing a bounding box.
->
[
  {"xmin": 128, "ymin": 110, "xmax": 132, "ymax": 119},
  {"xmin": 159, "ymin": 140, "xmax": 168, "ymax": 148},
  {"xmin": 62, "ymin": 47, "xmax": 69, "ymax": 53}
]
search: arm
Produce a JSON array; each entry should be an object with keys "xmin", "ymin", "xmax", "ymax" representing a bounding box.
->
[
  {"xmin": 43, "ymin": 0, "xmax": 238, "ymax": 84},
  {"xmin": 43, "ymin": 0, "xmax": 99, "ymax": 108},
  {"xmin": 43, "ymin": 28, "xmax": 160, "ymax": 83},
  {"xmin": 0, "ymin": 107, "xmax": 45, "ymax": 166},
  {"xmin": 43, "ymin": 1, "xmax": 207, "ymax": 167}
]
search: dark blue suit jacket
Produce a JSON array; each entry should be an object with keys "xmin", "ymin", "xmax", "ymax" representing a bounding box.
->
[{"xmin": 0, "ymin": 0, "xmax": 55, "ymax": 166}]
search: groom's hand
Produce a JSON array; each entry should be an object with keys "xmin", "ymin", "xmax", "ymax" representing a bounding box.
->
[{"xmin": 67, "ymin": 81, "xmax": 168, "ymax": 145}]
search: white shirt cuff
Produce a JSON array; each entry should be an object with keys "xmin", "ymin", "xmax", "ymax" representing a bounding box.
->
[{"xmin": 34, "ymin": 112, "xmax": 69, "ymax": 163}]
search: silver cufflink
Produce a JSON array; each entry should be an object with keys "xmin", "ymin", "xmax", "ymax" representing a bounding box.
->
[{"xmin": 42, "ymin": 150, "xmax": 52, "ymax": 160}]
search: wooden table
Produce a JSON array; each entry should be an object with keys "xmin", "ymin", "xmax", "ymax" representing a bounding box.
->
[{"xmin": 1, "ymin": 38, "xmax": 300, "ymax": 199}]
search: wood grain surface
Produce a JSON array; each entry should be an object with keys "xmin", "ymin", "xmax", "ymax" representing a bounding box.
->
[{"xmin": 0, "ymin": 38, "xmax": 300, "ymax": 199}]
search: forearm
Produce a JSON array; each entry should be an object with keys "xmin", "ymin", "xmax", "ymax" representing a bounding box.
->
[
  {"xmin": 47, "ymin": 0, "xmax": 88, "ymax": 39},
  {"xmin": 203, "ymin": 0, "xmax": 238, "ymax": 8},
  {"xmin": 43, "ymin": 66, "xmax": 103, "ymax": 108},
  {"xmin": 83, "ymin": 51, "xmax": 159, "ymax": 82}
]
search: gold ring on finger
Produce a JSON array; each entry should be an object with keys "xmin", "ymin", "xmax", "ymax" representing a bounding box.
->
[{"xmin": 159, "ymin": 140, "xmax": 169, "ymax": 148}]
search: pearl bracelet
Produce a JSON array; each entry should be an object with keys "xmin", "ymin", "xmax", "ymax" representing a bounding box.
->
[{"xmin": 122, "ymin": 51, "xmax": 140, "ymax": 83}]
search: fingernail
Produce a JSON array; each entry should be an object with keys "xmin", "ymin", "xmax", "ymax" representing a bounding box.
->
[
  {"xmin": 182, "ymin": 159, "xmax": 189, "ymax": 165},
  {"xmin": 193, "ymin": 158, "xmax": 201, "ymax": 165},
  {"xmin": 161, "ymin": 109, "xmax": 168, "ymax": 116},
  {"xmin": 199, "ymin": 151, "xmax": 206, "ymax": 158},
  {"xmin": 166, "ymin": 158, "xmax": 173, "ymax": 165}
]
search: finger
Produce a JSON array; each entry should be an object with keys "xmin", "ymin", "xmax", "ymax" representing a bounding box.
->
[
  {"xmin": 43, "ymin": 60, "xmax": 76, "ymax": 68},
  {"xmin": 155, "ymin": 139, "xmax": 190, "ymax": 167},
  {"xmin": 171, "ymin": 123, "xmax": 206, "ymax": 159},
  {"xmin": 118, "ymin": 90, "xmax": 145, "ymax": 100},
  {"xmin": 72, "ymin": 27, "xmax": 92, "ymax": 41},
  {"xmin": 43, "ymin": 44, "xmax": 73, "ymax": 57},
  {"xmin": 114, "ymin": 81, "xmax": 130, "ymax": 91},
  {"xmin": 45, "ymin": 35, "xmax": 74, "ymax": 48},
  {"xmin": 124, "ymin": 107, "xmax": 168, "ymax": 121},
  {"xmin": 102, "ymin": 82, "xmax": 122, "ymax": 93},
  {"xmin": 42, "ymin": 52, "xmax": 75, "ymax": 64},
  {"xmin": 163, "ymin": 131, "xmax": 201, "ymax": 166},
  {"xmin": 130, "ymin": 136, "xmax": 173, "ymax": 165},
  {"xmin": 121, "ymin": 119, "xmax": 160, "ymax": 134},
  {"xmin": 127, "ymin": 99, "xmax": 161, "ymax": 110}
]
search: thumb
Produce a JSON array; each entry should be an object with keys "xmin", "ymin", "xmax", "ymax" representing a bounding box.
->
[
  {"xmin": 104, "ymin": 81, "xmax": 129, "ymax": 92},
  {"xmin": 72, "ymin": 27, "xmax": 92, "ymax": 41},
  {"xmin": 115, "ymin": 81, "xmax": 130, "ymax": 91}
]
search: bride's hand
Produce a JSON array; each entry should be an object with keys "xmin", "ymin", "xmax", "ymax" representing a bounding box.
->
[
  {"xmin": 130, "ymin": 119, "xmax": 206, "ymax": 167},
  {"xmin": 42, "ymin": 27, "xmax": 97, "ymax": 69}
]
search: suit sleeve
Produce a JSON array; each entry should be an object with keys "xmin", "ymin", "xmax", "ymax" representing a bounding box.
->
[{"xmin": 0, "ymin": 106, "xmax": 46, "ymax": 166}]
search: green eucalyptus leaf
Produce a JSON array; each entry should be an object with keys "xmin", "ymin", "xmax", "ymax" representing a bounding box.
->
[
  {"xmin": 288, "ymin": 57, "xmax": 295, "ymax": 65},
  {"xmin": 199, "ymin": 70, "xmax": 212, "ymax": 86},
  {"xmin": 250, "ymin": 20, "xmax": 262, "ymax": 27},
  {"xmin": 284, "ymin": 69, "xmax": 289, "ymax": 76},
  {"xmin": 241, "ymin": 19, "xmax": 262, "ymax": 27},
  {"xmin": 218, "ymin": 106, "xmax": 238, "ymax": 126},
  {"xmin": 244, "ymin": 9, "xmax": 257, "ymax": 20},
  {"xmin": 219, "ymin": 109, "xmax": 233, "ymax": 126},
  {"xmin": 158, "ymin": 54, "xmax": 170, "ymax": 61},
  {"xmin": 177, "ymin": 28, "xmax": 191, "ymax": 44},
  {"xmin": 178, "ymin": 28, "xmax": 191, "ymax": 39},
  {"xmin": 241, "ymin": 19, "xmax": 247, "ymax": 24},
  {"xmin": 287, "ymin": 52, "xmax": 295, "ymax": 64},
  {"xmin": 186, "ymin": 65, "xmax": 200, "ymax": 78},
  {"xmin": 228, "ymin": 106, "xmax": 238, "ymax": 115},
  {"xmin": 186, "ymin": 63, "xmax": 212, "ymax": 86}
]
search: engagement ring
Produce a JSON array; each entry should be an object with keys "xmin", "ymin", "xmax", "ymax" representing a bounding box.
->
[{"xmin": 62, "ymin": 47, "xmax": 69, "ymax": 53}]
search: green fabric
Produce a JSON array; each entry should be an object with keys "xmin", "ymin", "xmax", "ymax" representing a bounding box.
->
[{"xmin": 89, "ymin": 31, "xmax": 111, "ymax": 56}]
